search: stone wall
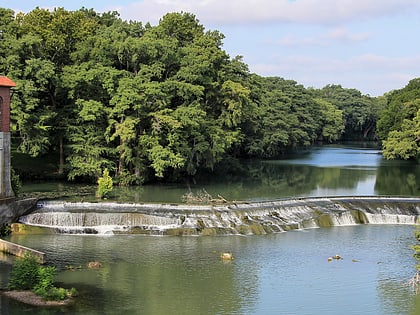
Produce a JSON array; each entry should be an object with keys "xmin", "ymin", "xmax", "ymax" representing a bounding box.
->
[
  {"xmin": 0, "ymin": 198, "xmax": 37, "ymax": 225},
  {"xmin": 0, "ymin": 238, "xmax": 45, "ymax": 263}
]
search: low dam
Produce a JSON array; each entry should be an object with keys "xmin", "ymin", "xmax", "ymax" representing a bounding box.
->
[{"xmin": 18, "ymin": 196, "xmax": 420, "ymax": 235}]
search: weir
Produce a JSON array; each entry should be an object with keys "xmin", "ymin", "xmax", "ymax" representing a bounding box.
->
[{"xmin": 18, "ymin": 196, "xmax": 420, "ymax": 235}]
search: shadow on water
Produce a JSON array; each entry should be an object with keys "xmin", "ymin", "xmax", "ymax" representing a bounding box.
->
[{"xmin": 20, "ymin": 145, "xmax": 419, "ymax": 204}]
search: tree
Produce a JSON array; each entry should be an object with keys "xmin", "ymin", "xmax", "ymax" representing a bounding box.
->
[
  {"xmin": 1, "ymin": 8, "xmax": 98, "ymax": 174},
  {"xmin": 244, "ymin": 76, "xmax": 321, "ymax": 157},
  {"xmin": 378, "ymin": 78, "xmax": 420, "ymax": 161},
  {"xmin": 97, "ymin": 168, "xmax": 113, "ymax": 198},
  {"xmin": 315, "ymin": 84, "xmax": 381, "ymax": 140},
  {"xmin": 314, "ymin": 98, "xmax": 344, "ymax": 142},
  {"xmin": 377, "ymin": 78, "xmax": 420, "ymax": 141},
  {"xmin": 382, "ymin": 109, "xmax": 420, "ymax": 161},
  {"xmin": 62, "ymin": 63, "xmax": 124, "ymax": 180}
]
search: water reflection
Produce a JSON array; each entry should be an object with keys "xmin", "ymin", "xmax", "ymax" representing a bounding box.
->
[
  {"xmin": 20, "ymin": 145, "xmax": 419, "ymax": 203},
  {"xmin": 3, "ymin": 226, "xmax": 419, "ymax": 314},
  {"xmin": 375, "ymin": 159, "xmax": 420, "ymax": 196}
]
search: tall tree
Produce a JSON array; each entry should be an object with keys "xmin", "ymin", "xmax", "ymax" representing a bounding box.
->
[
  {"xmin": 378, "ymin": 78, "xmax": 420, "ymax": 161},
  {"xmin": 316, "ymin": 84, "xmax": 381, "ymax": 140}
]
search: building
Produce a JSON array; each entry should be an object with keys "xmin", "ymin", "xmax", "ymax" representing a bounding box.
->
[{"xmin": 0, "ymin": 76, "xmax": 15, "ymax": 198}]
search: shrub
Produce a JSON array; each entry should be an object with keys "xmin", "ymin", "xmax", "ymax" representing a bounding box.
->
[
  {"xmin": 11, "ymin": 167, "xmax": 22, "ymax": 196},
  {"xmin": 34, "ymin": 286, "xmax": 68, "ymax": 301},
  {"xmin": 8, "ymin": 254, "xmax": 78, "ymax": 301},
  {"xmin": 8, "ymin": 253, "xmax": 40, "ymax": 290},
  {"xmin": 96, "ymin": 168, "xmax": 113, "ymax": 199},
  {"xmin": 33, "ymin": 266, "xmax": 56, "ymax": 292}
]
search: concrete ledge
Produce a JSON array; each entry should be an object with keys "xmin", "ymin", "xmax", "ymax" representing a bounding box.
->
[
  {"xmin": 0, "ymin": 198, "xmax": 37, "ymax": 225},
  {"xmin": 0, "ymin": 239, "xmax": 45, "ymax": 263}
]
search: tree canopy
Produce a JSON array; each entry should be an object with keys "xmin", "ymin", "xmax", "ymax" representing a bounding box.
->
[
  {"xmin": 378, "ymin": 79, "xmax": 420, "ymax": 161},
  {"xmin": 0, "ymin": 7, "xmax": 414, "ymax": 184}
]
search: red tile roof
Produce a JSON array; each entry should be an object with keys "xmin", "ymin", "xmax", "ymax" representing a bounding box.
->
[{"xmin": 0, "ymin": 76, "xmax": 16, "ymax": 87}]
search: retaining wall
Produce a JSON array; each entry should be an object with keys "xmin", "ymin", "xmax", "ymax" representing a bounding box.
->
[{"xmin": 0, "ymin": 238, "xmax": 45, "ymax": 263}]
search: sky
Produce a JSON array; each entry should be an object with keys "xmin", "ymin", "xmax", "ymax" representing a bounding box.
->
[{"xmin": 3, "ymin": 0, "xmax": 420, "ymax": 96}]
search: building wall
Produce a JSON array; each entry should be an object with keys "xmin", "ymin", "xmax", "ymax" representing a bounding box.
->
[
  {"xmin": 2, "ymin": 132, "xmax": 12, "ymax": 197},
  {"xmin": 0, "ymin": 87, "xmax": 11, "ymax": 132},
  {"xmin": 0, "ymin": 86, "xmax": 13, "ymax": 197}
]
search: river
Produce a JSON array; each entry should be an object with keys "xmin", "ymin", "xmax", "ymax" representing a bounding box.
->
[
  {"xmin": 1, "ymin": 144, "xmax": 419, "ymax": 314},
  {"xmin": 20, "ymin": 144, "xmax": 419, "ymax": 202}
]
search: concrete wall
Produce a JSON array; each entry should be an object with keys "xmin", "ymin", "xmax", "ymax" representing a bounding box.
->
[
  {"xmin": 0, "ymin": 238, "xmax": 45, "ymax": 263},
  {"xmin": 0, "ymin": 198, "xmax": 37, "ymax": 225},
  {"xmin": 0, "ymin": 132, "xmax": 13, "ymax": 197}
]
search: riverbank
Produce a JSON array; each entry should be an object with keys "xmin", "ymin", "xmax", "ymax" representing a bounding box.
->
[{"xmin": 1, "ymin": 290, "xmax": 72, "ymax": 306}]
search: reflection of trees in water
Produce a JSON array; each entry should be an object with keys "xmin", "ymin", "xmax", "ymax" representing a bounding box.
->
[
  {"xmin": 98, "ymin": 239, "xmax": 256, "ymax": 315},
  {"xmin": 240, "ymin": 162, "xmax": 373, "ymax": 197},
  {"xmin": 375, "ymin": 161, "xmax": 420, "ymax": 195},
  {"xmin": 377, "ymin": 279, "xmax": 420, "ymax": 315},
  {"xmin": 188, "ymin": 160, "xmax": 377, "ymax": 200},
  {"xmin": 26, "ymin": 235, "xmax": 257, "ymax": 315}
]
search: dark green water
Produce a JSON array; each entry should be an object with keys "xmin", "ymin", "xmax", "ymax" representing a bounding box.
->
[
  {"xmin": 2, "ymin": 225, "xmax": 420, "ymax": 314},
  {"xmin": 20, "ymin": 145, "xmax": 420, "ymax": 203}
]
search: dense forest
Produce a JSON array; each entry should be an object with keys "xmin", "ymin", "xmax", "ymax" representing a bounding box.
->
[{"xmin": 0, "ymin": 7, "xmax": 418, "ymax": 185}]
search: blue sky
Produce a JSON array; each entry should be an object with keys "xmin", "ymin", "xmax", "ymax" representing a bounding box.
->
[{"xmin": 3, "ymin": 0, "xmax": 420, "ymax": 96}]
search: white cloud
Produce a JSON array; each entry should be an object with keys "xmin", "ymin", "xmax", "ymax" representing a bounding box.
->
[
  {"xmin": 326, "ymin": 28, "xmax": 371, "ymax": 42},
  {"xmin": 278, "ymin": 27, "xmax": 371, "ymax": 47},
  {"xmin": 116, "ymin": 0, "xmax": 420, "ymax": 25},
  {"xmin": 250, "ymin": 53, "xmax": 420, "ymax": 95}
]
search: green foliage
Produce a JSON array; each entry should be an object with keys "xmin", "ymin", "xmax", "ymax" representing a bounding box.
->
[
  {"xmin": 314, "ymin": 98, "xmax": 344, "ymax": 142},
  {"xmin": 97, "ymin": 168, "xmax": 113, "ymax": 198},
  {"xmin": 382, "ymin": 117, "xmax": 419, "ymax": 160},
  {"xmin": 8, "ymin": 254, "xmax": 77, "ymax": 301},
  {"xmin": 8, "ymin": 253, "xmax": 41, "ymax": 290},
  {"xmin": 413, "ymin": 225, "xmax": 420, "ymax": 270},
  {"xmin": 377, "ymin": 79, "xmax": 420, "ymax": 141},
  {"xmin": 0, "ymin": 224, "xmax": 11, "ymax": 237},
  {"xmin": 315, "ymin": 84, "xmax": 381, "ymax": 140},
  {"xmin": 379, "ymin": 79, "xmax": 420, "ymax": 161},
  {"xmin": 2, "ymin": 6, "xmax": 416, "ymax": 183},
  {"xmin": 34, "ymin": 285, "xmax": 68, "ymax": 301},
  {"xmin": 11, "ymin": 167, "xmax": 22, "ymax": 196},
  {"xmin": 33, "ymin": 265, "xmax": 56, "ymax": 298}
]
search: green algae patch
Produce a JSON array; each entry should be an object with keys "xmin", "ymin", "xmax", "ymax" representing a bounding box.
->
[
  {"xmin": 316, "ymin": 214, "xmax": 334, "ymax": 227},
  {"xmin": 11, "ymin": 223, "xmax": 55, "ymax": 235},
  {"xmin": 165, "ymin": 228, "xmax": 198, "ymax": 236}
]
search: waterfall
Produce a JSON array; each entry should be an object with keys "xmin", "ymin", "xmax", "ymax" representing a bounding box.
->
[{"xmin": 19, "ymin": 197, "xmax": 420, "ymax": 235}]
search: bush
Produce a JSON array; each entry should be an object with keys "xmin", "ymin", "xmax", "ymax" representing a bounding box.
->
[
  {"xmin": 96, "ymin": 168, "xmax": 113, "ymax": 199},
  {"xmin": 34, "ymin": 286, "xmax": 68, "ymax": 301},
  {"xmin": 8, "ymin": 253, "xmax": 40, "ymax": 290},
  {"xmin": 11, "ymin": 167, "xmax": 22, "ymax": 196},
  {"xmin": 8, "ymin": 254, "xmax": 78, "ymax": 301},
  {"xmin": 33, "ymin": 266, "xmax": 56, "ymax": 293}
]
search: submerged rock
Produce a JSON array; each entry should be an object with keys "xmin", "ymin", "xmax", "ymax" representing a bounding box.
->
[{"xmin": 220, "ymin": 252, "xmax": 234, "ymax": 260}]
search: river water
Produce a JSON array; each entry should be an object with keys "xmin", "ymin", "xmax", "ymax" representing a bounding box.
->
[
  {"xmin": 2, "ymin": 226, "xmax": 420, "ymax": 314},
  {"xmin": 2, "ymin": 144, "xmax": 420, "ymax": 314},
  {"xmin": 21, "ymin": 144, "xmax": 420, "ymax": 202}
]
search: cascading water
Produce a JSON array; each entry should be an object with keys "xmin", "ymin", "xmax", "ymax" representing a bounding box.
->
[{"xmin": 18, "ymin": 197, "xmax": 420, "ymax": 235}]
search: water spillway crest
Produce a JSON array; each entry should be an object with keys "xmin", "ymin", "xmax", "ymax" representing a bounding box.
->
[{"xmin": 18, "ymin": 197, "xmax": 420, "ymax": 235}]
